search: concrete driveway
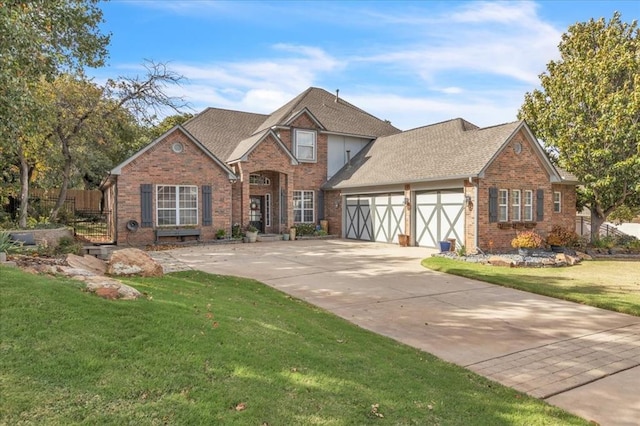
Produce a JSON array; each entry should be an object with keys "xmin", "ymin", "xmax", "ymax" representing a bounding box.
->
[{"xmin": 160, "ymin": 239, "xmax": 640, "ymax": 426}]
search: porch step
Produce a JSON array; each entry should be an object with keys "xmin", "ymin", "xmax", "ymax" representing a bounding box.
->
[
  {"xmin": 256, "ymin": 234, "xmax": 283, "ymax": 242},
  {"xmin": 82, "ymin": 244, "xmax": 116, "ymax": 260}
]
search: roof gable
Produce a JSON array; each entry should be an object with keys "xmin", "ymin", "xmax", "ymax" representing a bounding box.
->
[
  {"xmin": 254, "ymin": 87, "xmax": 400, "ymax": 138},
  {"xmin": 110, "ymin": 125, "xmax": 236, "ymax": 180},
  {"xmin": 227, "ymin": 129, "xmax": 298, "ymax": 165}
]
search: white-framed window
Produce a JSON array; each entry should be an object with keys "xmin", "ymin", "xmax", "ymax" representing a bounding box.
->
[
  {"xmin": 498, "ymin": 189, "xmax": 509, "ymax": 222},
  {"xmin": 294, "ymin": 129, "xmax": 317, "ymax": 162},
  {"xmin": 156, "ymin": 185, "xmax": 198, "ymax": 226},
  {"xmin": 265, "ymin": 193, "xmax": 271, "ymax": 227},
  {"xmin": 293, "ymin": 190, "xmax": 314, "ymax": 223},
  {"xmin": 511, "ymin": 190, "xmax": 521, "ymax": 221},
  {"xmin": 554, "ymin": 191, "xmax": 562, "ymax": 213},
  {"xmin": 524, "ymin": 190, "xmax": 533, "ymax": 221},
  {"xmin": 249, "ymin": 174, "xmax": 271, "ymax": 186}
]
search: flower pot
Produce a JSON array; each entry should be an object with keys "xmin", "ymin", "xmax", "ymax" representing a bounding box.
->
[
  {"xmin": 518, "ymin": 248, "xmax": 532, "ymax": 257},
  {"xmin": 282, "ymin": 233, "xmax": 290, "ymax": 241},
  {"xmin": 439, "ymin": 241, "xmax": 451, "ymax": 252},
  {"xmin": 246, "ymin": 231, "xmax": 258, "ymax": 243},
  {"xmin": 398, "ymin": 234, "xmax": 409, "ymax": 247},
  {"xmin": 0, "ymin": 252, "xmax": 6, "ymax": 263},
  {"xmin": 289, "ymin": 227, "xmax": 296, "ymax": 241}
]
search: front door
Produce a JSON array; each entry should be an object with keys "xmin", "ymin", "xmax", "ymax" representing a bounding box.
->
[{"xmin": 249, "ymin": 196, "xmax": 264, "ymax": 232}]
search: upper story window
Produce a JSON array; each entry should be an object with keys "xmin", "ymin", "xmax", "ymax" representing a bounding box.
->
[
  {"xmin": 554, "ymin": 191, "xmax": 562, "ymax": 213},
  {"xmin": 294, "ymin": 129, "xmax": 317, "ymax": 162},
  {"xmin": 156, "ymin": 185, "xmax": 198, "ymax": 226},
  {"xmin": 498, "ymin": 189, "xmax": 509, "ymax": 222}
]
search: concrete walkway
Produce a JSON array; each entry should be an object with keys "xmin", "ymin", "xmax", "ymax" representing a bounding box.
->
[{"xmin": 154, "ymin": 239, "xmax": 640, "ymax": 426}]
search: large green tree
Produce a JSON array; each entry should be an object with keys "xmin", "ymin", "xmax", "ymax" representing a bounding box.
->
[
  {"xmin": 0, "ymin": 0, "xmax": 110, "ymax": 227},
  {"xmin": 40, "ymin": 63, "xmax": 186, "ymax": 222},
  {"xmin": 519, "ymin": 12, "xmax": 640, "ymax": 241}
]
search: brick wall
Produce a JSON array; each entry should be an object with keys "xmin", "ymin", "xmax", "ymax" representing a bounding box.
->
[
  {"xmin": 475, "ymin": 129, "xmax": 577, "ymax": 251},
  {"xmin": 114, "ymin": 128, "xmax": 233, "ymax": 245}
]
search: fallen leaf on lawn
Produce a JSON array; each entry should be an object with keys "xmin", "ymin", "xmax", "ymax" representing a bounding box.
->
[
  {"xmin": 235, "ymin": 402, "xmax": 246, "ymax": 411},
  {"xmin": 206, "ymin": 312, "xmax": 213, "ymax": 319},
  {"xmin": 212, "ymin": 322, "xmax": 219, "ymax": 328},
  {"xmin": 370, "ymin": 403, "xmax": 384, "ymax": 418}
]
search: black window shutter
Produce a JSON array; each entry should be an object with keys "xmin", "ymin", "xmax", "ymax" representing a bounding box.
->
[
  {"xmin": 488, "ymin": 187, "xmax": 498, "ymax": 223},
  {"xmin": 536, "ymin": 189, "xmax": 544, "ymax": 221},
  {"xmin": 202, "ymin": 185, "xmax": 212, "ymax": 226},
  {"xmin": 140, "ymin": 184, "xmax": 153, "ymax": 228},
  {"xmin": 317, "ymin": 190, "xmax": 324, "ymax": 221}
]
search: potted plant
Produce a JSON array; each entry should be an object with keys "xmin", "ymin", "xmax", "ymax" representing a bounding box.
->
[
  {"xmin": 511, "ymin": 230, "xmax": 543, "ymax": 256},
  {"xmin": 546, "ymin": 225, "xmax": 579, "ymax": 252},
  {"xmin": 246, "ymin": 225, "xmax": 258, "ymax": 243},
  {"xmin": 215, "ymin": 229, "xmax": 226, "ymax": 240}
]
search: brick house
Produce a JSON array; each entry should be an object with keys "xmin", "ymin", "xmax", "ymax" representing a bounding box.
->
[{"xmin": 101, "ymin": 87, "xmax": 577, "ymax": 251}]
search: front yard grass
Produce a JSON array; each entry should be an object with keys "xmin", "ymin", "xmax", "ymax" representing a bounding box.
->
[
  {"xmin": 422, "ymin": 258, "xmax": 640, "ymax": 316},
  {"xmin": 0, "ymin": 266, "xmax": 587, "ymax": 425}
]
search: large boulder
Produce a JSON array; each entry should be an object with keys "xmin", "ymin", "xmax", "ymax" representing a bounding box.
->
[
  {"xmin": 66, "ymin": 253, "xmax": 107, "ymax": 276},
  {"xmin": 106, "ymin": 248, "xmax": 163, "ymax": 277}
]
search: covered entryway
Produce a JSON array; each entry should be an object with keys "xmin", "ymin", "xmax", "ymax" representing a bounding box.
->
[
  {"xmin": 345, "ymin": 194, "xmax": 405, "ymax": 243},
  {"xmin": 415, "ymin": 190, "xmax": 465, "ymax": 249}
]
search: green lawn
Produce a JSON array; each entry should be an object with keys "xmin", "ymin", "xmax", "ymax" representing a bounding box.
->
[
  {"xmin": 422, "ymin": 258, "xmax": 640, "ymax": 316},
  {"xmin": 0, "ymin": 266, "xmax": 586, "ymax": 425}
]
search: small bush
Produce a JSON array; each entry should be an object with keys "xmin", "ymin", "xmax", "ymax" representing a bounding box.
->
[
  {"xmin": 55, "ymin": 236, "xmax": 82, "ymax": 255},
  {"xmin": 546, "ymin": 225, "xmax": 579, "ymax": 247},
  {"xmin": 295, "ymin": 223, "xmax": 316, "ymax": 236},
  {"xmin": 511, "ymin": 230, "xmax": 544, "ymax": 249}
]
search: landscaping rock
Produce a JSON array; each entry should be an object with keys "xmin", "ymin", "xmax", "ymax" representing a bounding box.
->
[
  {"xmin": 65, "ymin": 253, "xmax": 107, "ymax": 276},
  {"xmin": 56, "ymin": 266, "xmax": 96, "ymax": 277},
  {"xmin": 106, "ymin": 248, "xmax": 163, "ymax": 277},
  {"xmin": 488, "ymin": 256, "xmax": 515, "ymax": 267},
  {"xmin": 575, "ymin": 251, "xmax": 592, "ymax": 261},
  {"xmin": 83, "ymin": 275, "xmax": 143, "ymax": 300}
]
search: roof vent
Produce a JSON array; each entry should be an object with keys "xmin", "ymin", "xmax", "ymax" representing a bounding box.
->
[
  {"xmin": 335, "ymin": 89, "xmax": 340, "ymax": 103},
  {"xmin": 346, "ymin": 149, "xmax": 351, "ymax": 168}
]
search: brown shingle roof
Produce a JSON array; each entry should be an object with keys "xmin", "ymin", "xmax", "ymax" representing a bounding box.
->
[
  {"xmin": 255, "ymin": 87, "xmax": 400, "ymax": 137},
  {"xmin": 183, "ymin": 88, "xmax": 400, "ymax": 162},
  {"xmin": 324, "ymin": 119, "xmax": 524, "ymax": 189},
  {"xmin": 183, "ymin": 108, "xmax": 268, "ymax": 161}
]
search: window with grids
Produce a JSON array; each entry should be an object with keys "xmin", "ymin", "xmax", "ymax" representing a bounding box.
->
[
  {"xmin": 294, "ymin": 129, "xmax": 317, "ymax": 162},
  {"xmin": 511, "ymin": 189, "xmax": 521, "ymax": 221},
  {"xmin": 554, "ymin": 191, "xmax": 562, "ymax": 213},
  {"xmin": 498, "ymin": 189, "xmax": 509, "ymax": 222},
  {"xmin": 524, "ymin": 190, "xmax": 533, "ymax": 221},
  {"xmin": 293, "ymin": 190, "xmax": 314, "ymax": 223},
  {"xmin": 156, "ymin": 185, "xmax": 198, "ymax": 226}
]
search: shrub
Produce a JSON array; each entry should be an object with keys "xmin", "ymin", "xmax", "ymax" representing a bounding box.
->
[
  {"xmin": 54, "ymin": 236, "xmax": 82, "ymax": 255},
  {"xmin": 0, "ymin": 232, "xmax": 22, "ymax": 254},
  {"xmin": 294, "ymin": 223, "xmax": 316, "ymax": 236},
  {"xmin": 511, "ymin": 230, "xmax": 543, "ymax": 249},
  {"xmin": 546, "ymin": 225, "xmax": 579, "ymax": 247}
]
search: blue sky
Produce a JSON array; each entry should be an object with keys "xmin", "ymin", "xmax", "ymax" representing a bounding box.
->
[{"xmin": 94, "ymin": 1, "xmax": 638, "ymax": 130}]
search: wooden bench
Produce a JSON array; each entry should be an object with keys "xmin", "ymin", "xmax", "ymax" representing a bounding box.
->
[{"xmin": 155, "ymin": 228, "xmax": 201, "ymax": 243}]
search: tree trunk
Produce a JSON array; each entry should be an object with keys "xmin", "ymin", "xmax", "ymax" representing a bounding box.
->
[
  {"xmin": 49, "ymin": 135, "xmax": 72, "ymax": 223},
  {"xmin": 590, "ymin": 209, "xmax": 605, "ymax": 242},
  {"xmin": 18, "ymin": 153, "xmax": 30, "ymax": 229}
]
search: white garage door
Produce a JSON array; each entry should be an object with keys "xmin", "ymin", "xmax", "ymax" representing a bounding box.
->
[
  {"xmin": 415, "ymin": 190, "xmax": 465, "ymax": 248},
  {"xmin": 345, "ymin": 194, "xmax": 405, "ymax": 243}
]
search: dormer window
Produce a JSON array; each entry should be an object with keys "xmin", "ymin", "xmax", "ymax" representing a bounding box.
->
[{"xmin": 294, "ymin": 129, "xmax": 317, "ymax": 162}]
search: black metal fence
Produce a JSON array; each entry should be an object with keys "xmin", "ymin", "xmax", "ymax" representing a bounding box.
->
[{"xmin": 72, "ymin": 210, "xmax": 112, "ymax": 241}]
